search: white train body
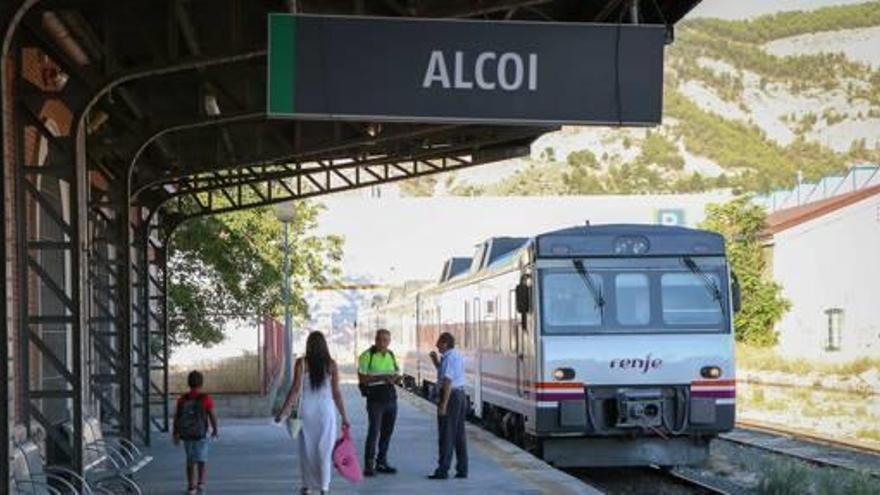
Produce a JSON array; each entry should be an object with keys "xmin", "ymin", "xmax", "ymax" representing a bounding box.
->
[{"xmin": 360, "ymin": 224, "xmax": 737, "ymax": 467}]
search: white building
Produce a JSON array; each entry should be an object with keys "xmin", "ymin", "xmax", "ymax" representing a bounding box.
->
[{"xmin": 764, "ymin": 181, "xmax": 880, "ymax": 361}]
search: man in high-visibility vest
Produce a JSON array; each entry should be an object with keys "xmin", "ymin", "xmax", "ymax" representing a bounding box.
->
[{"xmin": 358, "ymin": 329, "xmax": 401, "ymax": 477}]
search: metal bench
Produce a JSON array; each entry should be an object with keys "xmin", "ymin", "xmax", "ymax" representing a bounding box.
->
[
  {"xmin": 11, "ymin": 445, "xmax": 63, "ymax": 495},
  {"xmin": 57, "ymin": 421, "xmax": 142, "ymax": 494},
  {"xmin": 82, "ymin": 417, "xmax": 153, "ymax": 475},
  {"xmin": 12, "ymin": 439, "xmax": 111, "ymax": 495}
]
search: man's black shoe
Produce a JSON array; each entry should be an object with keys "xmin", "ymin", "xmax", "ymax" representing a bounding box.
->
[
  {"xmin": 376, "ymin": 463, "xmax": 397, "ymax": 474},
  {"xmin": 455, "ymin": 473, "xmax": 468, "ymax": 479},
  {"xmin": 363, "ymin": 466, "xmax": 375, "ymax": 477},
  {"xmin": 427, "ymin": 472, "xmax": 448, "ymax": 480}
]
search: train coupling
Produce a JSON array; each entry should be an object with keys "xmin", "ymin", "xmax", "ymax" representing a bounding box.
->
[{"xmin": 615, "ymin": 388, "xmax": 664, "ymax": 429}]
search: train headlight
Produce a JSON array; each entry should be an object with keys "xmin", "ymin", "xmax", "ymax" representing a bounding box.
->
[
  {"xmin": 553, "ymin": 367, "xmax": 575, "ymax": 381},
  {"xmin": 701, "ymin": 366, "xmax": 722, "ymax": 379}
]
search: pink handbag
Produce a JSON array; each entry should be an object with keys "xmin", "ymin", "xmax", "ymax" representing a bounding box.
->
[{"xmin": 332, "ymin": 424, "xmax": 363, "ymax": 483}]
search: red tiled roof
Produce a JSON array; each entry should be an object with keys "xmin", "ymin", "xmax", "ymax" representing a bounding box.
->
[{"xmin": 763, "ymin": 182, "xmax": 880, "ymax": 237}]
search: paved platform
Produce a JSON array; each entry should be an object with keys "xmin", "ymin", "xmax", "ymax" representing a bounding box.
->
[{"xmin": 137, "ymin": 384, "xmax": 598, "ymax": 494}]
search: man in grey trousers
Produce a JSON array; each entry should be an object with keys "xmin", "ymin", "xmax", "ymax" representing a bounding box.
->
[{"xmin": 427, "ymin": 332, "xmax": 468, "ymax": 480}]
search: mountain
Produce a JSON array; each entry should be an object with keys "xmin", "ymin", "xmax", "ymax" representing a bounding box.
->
[{"xmin": 397, "ymin": 1, "xmax": 880, "ymax": 198}]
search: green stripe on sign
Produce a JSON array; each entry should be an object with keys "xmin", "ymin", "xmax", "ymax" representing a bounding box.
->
[{"xmin": 268, "ymin": 14, "xmax": 296, "ymax": 115}]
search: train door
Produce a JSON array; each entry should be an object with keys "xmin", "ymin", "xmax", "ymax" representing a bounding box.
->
[
  {"xmin": 413, "ymin": 294, "xmax": 420, "ymax": 385},
  {"xmin": 472, "ymin": 296, "xmax": 482, "ymax": 417},
  {"xmin": 509, "ymin": 289, "xmax": 523, "ymax": 397}
]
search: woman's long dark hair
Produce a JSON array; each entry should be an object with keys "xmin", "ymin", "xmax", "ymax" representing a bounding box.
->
[{"xmin": 305, "ymin": 331, "xmax": 332, "ymax": 390}]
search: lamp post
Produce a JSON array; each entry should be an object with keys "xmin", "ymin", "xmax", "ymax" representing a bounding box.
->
[{"xmin": 275, "ymin": 202, "xmax": 296, "ymax": 385}]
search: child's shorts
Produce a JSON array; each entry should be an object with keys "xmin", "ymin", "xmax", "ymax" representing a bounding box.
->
[{"xmin": 184, "ymin": 439, "xmax": 209, "ymax": 463}]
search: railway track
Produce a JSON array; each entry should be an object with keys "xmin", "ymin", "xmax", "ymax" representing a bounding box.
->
[
  {"xmin": 736, "ymin": 419, "xmax": 880, "ymax": 456},
  {"xmin": 722, "ymin": 420, "xmax": 880, "ymax": 478},
  {"xmin": 569, "ymin": 466, "xmax": 731, "ymax": 495},
  {"xmin": 660, "ymin": 467, "xmax": 732, "ymax": 495}
]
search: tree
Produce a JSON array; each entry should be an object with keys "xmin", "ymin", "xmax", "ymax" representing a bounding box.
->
[
  {"xmin": 700, "ymin": 198, "xmax": 790, "ymax": 346},
  {"xmin": 567, "ymin": 149, "xmax": 600, "ymax": 170},
  {"xmin": 167, "ymin": 201, "xmax": 343, "ymax": 347},
  {"xmin": 637, "ymin": 132, "xmax": 685, "ymax": 170}
]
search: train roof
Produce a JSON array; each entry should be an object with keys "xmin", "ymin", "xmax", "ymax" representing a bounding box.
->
[
  {"xmin": 427, "ymin": 224, "xmax": 726, "ymax": 291},
  {"xmin": 439, "ymin": 257, "xmax": 473, "ymax": 283},
  {"xmin": 535, "ymin": 224, "xmax": 726, "ymax": 257},
  {"xmin": 470, "ymin": 237, "xmax": 529, "ymax": 273}
]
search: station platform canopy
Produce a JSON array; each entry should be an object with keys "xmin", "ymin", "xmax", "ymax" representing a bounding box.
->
[{"xmin": 9, "ymin": 0, "xmax": 701, "ymax": 223}]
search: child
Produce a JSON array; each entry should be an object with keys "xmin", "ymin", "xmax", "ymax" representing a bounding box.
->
[{"xmin": 173, "ymin": 370, "xmax": 219, "ymax": 494}]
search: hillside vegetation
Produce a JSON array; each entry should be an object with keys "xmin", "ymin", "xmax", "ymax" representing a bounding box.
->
[{"xmin": 413, "ymin": 2, "xmax": 880, "ymax": 197}]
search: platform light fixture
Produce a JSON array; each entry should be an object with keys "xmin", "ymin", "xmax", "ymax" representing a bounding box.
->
[
  {"xmin": 275, "ymin": 202, "xmax": 297, "ymax": 383},
  {"xmin": 204, "ymin": 94, "xmax": 221, "ymax": 116}
]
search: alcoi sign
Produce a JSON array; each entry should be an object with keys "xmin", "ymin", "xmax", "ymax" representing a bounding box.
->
[{"xmin": 268, "ymin": 14, "xmax": 665, "ymax": 125}]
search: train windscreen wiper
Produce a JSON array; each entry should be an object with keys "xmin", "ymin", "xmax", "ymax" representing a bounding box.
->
[
  {"xmin": 572, "ymin": 259, "xmax": 605, "ymax": 315},
  {"xmin": 682, "ymin": 256, "xmax": 725, "ymax": 317}
]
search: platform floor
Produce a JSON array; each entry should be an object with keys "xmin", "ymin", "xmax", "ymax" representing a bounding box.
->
[{"xmin": 137, "ymin": 384, "xmax": 598, "ymax": 494}]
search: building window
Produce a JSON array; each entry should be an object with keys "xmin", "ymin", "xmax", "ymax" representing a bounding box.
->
[{"xmin": 825, "ymin": 308, "xmax": 843, "ymax": 351}]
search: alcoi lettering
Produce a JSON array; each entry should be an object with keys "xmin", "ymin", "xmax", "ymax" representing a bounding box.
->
[{"xmin": 422, "ymin": 50, "xmax": 538, "ymax": 91}]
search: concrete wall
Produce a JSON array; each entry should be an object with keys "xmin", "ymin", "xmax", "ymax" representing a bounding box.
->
[
  {"xmin": 771, "ymin": 194, "xmax": 880, "ymax": 360},
  {"xmin": 210, "ymin": 394, "xmax": 275, "ymax": 418}
]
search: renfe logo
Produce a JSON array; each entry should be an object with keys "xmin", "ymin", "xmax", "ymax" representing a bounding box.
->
[
  {"xmin": 610, "ymin": 354, "xmax": 663, "ymax": 374},
  {"xmin": 422, "ymin": 51, "xmax": 538, "ymax": 91}
]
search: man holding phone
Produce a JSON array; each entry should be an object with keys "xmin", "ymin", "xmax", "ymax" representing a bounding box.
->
[{"xmin": 428, "ymin": 332, "xmax": 468, "ymax": 480}]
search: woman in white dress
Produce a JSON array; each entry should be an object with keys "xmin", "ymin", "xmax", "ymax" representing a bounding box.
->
[{"xmin": 276, "ymin": 331, "xmax": 350, "ymax": 494}]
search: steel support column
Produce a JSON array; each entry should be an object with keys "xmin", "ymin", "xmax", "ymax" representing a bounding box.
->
[
  {"xmin": 146, "ymin": 223, "xmax": 168, "ymax": 433},
  {"xmin": 13, "ymin": 32, "xmax": 87, "ymax": 474},
  {"xmin": 131, "ymin": 215, "xmax": 149, "ymax": 444},
  {"xmin": 87, "ymin": 162, "xmax": 132, "ymax": 439},
  {"xmin": 131, "ymin": 211, "xmax": 169, "ymax": 445},
  {"xmin": 0, "ymin": 1, "xmax": 24, "ymax": 488}
]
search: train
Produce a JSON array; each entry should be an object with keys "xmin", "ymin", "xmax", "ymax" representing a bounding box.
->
[{"xmin": 358, "ymin": 224, "xmax": 738, "ymax": 467}]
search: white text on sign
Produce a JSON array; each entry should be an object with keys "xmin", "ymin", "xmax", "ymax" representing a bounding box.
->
[{"xmin": 422, "ymin": 51, "xmax": 538, "ymax": 91}]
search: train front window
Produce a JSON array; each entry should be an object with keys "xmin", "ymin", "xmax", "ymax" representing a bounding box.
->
[
  {"xmin": 615, "ymin": 274, "xmax": 650, "ymax": 326},
  {"xmin": 662, "ymin": 273, "xmax": 724, "ymax": 325},
  {"xmin": 541, "ymin": 272, "xmax": 603, "ymax": 333},
  {"xmin": 538, "ymin": 257, "xmax": 730, "ymax": 334}
]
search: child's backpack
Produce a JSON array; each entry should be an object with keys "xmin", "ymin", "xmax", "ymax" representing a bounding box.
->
[{"xmin": 178, "ymin": 394, "xmax": 208, "ymax": 440}]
